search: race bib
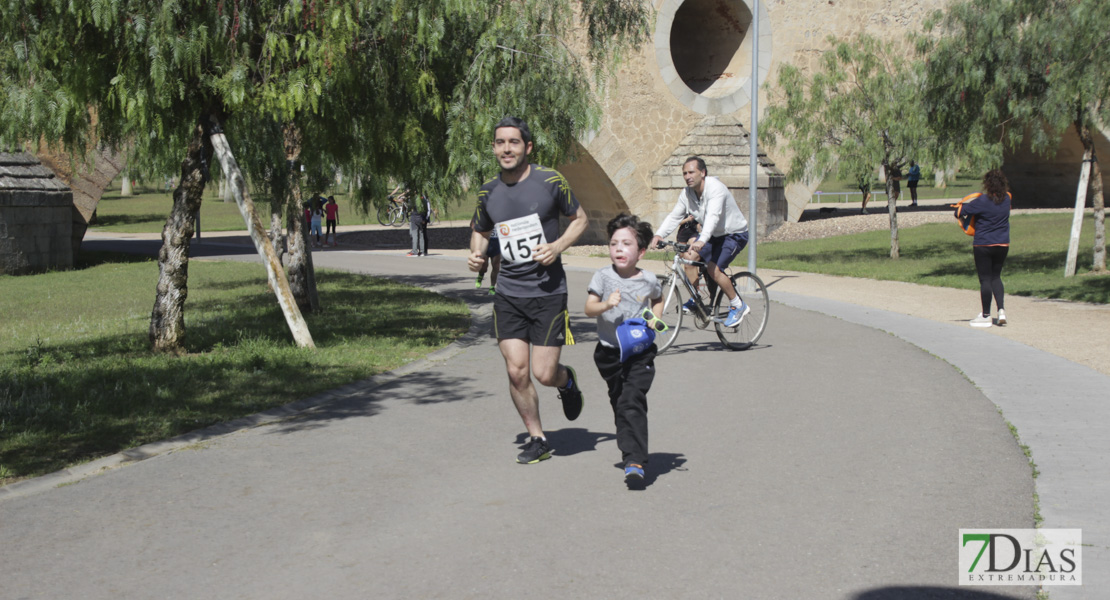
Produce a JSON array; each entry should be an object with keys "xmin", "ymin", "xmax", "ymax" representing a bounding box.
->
[{"xmin": 496, "ymin": 214, "xmax": 548, "ymax": 264}]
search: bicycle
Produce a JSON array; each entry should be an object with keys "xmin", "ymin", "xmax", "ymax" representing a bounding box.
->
[
  {"xmin": 376, "ymin": 195, "xmax": 409, "ymax": 226},
  {"xmin": 653, "ymin": 240, "xmax": 769, "ymax": 352}
]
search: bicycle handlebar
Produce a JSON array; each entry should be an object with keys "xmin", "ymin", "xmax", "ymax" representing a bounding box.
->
[{"xmin": 656, "ymin": 240, "xmax": 691, "ymax": 253}]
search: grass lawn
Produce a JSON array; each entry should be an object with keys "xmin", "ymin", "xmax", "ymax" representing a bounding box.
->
[
  {"xmin": 0, "ymin": 253, "xmax": 470, "ymax": 485},
  {"xmin": 645, "ymin": 213, "xmax": 1109, "ymax": 304},
  {"xmin": 93, "ymin": 183, "xmax": 476, "ymax": 233}
]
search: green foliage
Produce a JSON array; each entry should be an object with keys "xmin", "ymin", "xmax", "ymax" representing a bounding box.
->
[
  {"xmin": 760, "ymin": 35, "xmax": 950, "ymax": 188},
  {"xmin": 920, "ymin": 0, "xmax": 1110, "ymax": 156},
  {"xmin": 1, "ymin": 0, "xmax": 653, "ymax": 212}
]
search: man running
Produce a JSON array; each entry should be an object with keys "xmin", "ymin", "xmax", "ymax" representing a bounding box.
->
[
  {"xmin": 468, "ymin": 116, "xmax": 589, "ymax": 464},
  {"xmin": 650, "ymin": 156, "xmax": 750, "ymax": 327}
]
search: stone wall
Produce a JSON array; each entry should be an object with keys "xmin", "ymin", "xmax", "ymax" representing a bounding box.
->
[
  {"xmin": 560, "ymin": 0, "xmax": 955, "ymax": 238},
  {"xmin": 0, "ymin": 152, "xmax": 74, "ymax": 275}
]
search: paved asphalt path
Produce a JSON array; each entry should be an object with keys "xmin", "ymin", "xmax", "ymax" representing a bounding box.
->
[{"xmin": 0, "ymin": 240, "xmax": 1061, "ymax": 599}]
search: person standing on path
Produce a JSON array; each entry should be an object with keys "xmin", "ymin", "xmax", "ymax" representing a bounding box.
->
[
  {"xmin": 955, "ymin": 169, "xmax": 1012, "ymax": 328},
  {"xmin": 650, "ymin": 156, "xmax": 750, "ymax": 327},
  {"xmin": 467, "ymin": 116, "xmax": 589, "ymax": 464},
  {"xmin": 907, "ymin": 161, "xmax": 921, "ymax": 207},
  {"xmin": 585, "ymin": 214, "xmax": 663, "ymax": 484},
  {"xmin": 407, "ymin": 192, "xmax": 430, "ymax": 257},
  {"xmin": 325, "ymin": 195, "xmax": 339, "ymax": 246}
]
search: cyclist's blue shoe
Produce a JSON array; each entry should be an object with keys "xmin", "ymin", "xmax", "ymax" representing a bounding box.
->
[
  {"xmin": 681, "ymin": 298, "xmax": 697, "ymax": 314},
  {"xmin": 624, "ymin": 463, "xmax": 645, "ymax": 481},
  {"xmin": 724, "ymin": 301, "xmax": 750, "ymax": 327}
]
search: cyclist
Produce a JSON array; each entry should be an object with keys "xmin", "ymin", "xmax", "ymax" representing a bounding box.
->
[
  {"xmin": 650, "ymin": 156, "xmax": 750, "ymax": 327},
  {"xmin": 467, "ymin": 116, "xmax": 588, "ymax": 464}
]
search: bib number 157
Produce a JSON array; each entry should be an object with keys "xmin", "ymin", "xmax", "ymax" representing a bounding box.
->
[{"xmin": 496, "ymin": 214, "xmax": 548, "ymax": 264}]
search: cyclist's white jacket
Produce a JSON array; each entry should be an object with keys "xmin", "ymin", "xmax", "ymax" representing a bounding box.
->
[{"xmin": 656, "ymin": 176, "xmax": 748, "ymax": 243}]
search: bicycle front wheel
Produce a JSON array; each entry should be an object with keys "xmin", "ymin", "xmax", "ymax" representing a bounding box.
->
[
  {"xmin": 654, "ymin": 274, "xmax": 684, "ymax": 354},
  {"xmin": 713, "ymin": 271, "xmax": 769, "ymax": 350},
  {"xmin": 390, "ymin": 206, "xmax": 405, "ymax": 226}
]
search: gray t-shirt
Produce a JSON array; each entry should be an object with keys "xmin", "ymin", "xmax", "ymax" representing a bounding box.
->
[{"xmin": 587, "ymin": 266, "xmax": 662, "ymax": 348}]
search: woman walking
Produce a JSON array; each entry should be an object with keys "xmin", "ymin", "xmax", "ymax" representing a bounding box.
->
[{"xmin": 956, "ymin": 169, "xmax": 1012, "ymax": 327}]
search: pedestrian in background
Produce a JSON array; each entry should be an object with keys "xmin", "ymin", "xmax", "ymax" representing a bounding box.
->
[{"xmin": 956, "ymin": 169, "xmax": 1012, "ymax": 328}]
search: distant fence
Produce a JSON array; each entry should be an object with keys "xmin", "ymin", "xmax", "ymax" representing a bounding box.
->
[{"xmin": 811, "ymin": 190, "xmax": 888, "ymax": 203}]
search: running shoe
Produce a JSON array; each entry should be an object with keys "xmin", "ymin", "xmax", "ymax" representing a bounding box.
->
[
  {"xmin": 516, "ymin": 437, "xmax": 552, "ymax": 464},
  {"xmin": 558, "ymin": 366, "xmax": 584, "ymax": 421},
  {"xmin": 970, "ymin": 313, "xmax": 992, "ymax": 328},
  {"xmin": 681, "ymin": 298, "xmax": 697, "ymax": 314},
  {"xmin": 724, "ymin": 301, "xmax": 750, "ymax": 327},
  {"xmin": 997, "ymin": 309, "xmax": 1007, "ymax": 326},
  {"xmin": 624, "ymin": 463, "xmax": 644, "ymax": 481},
  {"xmin": 488, "ymin": 286, "xmax": 496, "ymax": 296},
  {"xmin": 475, "ymin": 273, "xmax": 485, "ymax": 288},
  {"xmin": 406, "ymin": 251, "xmax": 418, "ymax": 257}
]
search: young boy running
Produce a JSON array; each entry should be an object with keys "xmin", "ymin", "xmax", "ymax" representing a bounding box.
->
[{"xmin": 585, "ymin": 214, "xmax": 663, "ymax": 483}]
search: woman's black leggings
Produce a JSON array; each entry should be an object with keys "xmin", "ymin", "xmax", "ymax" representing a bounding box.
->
[{"xmin": 973, "ymin": 245, "xmax": 1008, "ymax": 314}]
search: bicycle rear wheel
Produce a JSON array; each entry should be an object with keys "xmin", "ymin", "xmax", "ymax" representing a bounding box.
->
[
  {"xmin": 713, "ymin": 271, "xmax": 769, "ymax": 350},
  {"xmin": 390, "ymin": 205, "xmax": 405, "ymax": 226},
  {"xmin": 376, "ymin": 204, "xmax": 392, "ymax": 226},
  {"xmin": 654, "ymin": 275, "xmax": 684, "ymax": 353}
]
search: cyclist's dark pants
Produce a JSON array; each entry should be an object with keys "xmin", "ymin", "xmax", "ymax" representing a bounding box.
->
[
  {"xmin": 594, "ymin": 342, "xmax": 656, "ymax": 466},
  {"xmin": 973, "ymin": 245, "xmax": 1008, "ymax": 314}
]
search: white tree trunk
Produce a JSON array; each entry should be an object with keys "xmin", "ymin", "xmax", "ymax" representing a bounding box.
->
[
  {"xmin": 121, "ymin": 170, "xmax": 133, "ymax": 196},
  {"xmin": 1064, "ymin": 149, "xmax": 1091, "ymax": 278},
  {"xmin": 208, "ymin": 124, "xmax": 315, "ymax": 348}
]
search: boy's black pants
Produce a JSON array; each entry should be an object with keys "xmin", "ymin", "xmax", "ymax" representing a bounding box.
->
[{"xmin": 594, "ymin": 342, "xmax": 656, "ymax": 466}]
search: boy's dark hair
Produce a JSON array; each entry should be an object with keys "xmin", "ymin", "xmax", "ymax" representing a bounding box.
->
[
  {"xmin": 982, "ymin": 169, "xmax": 1009, "ymax": 204},
  {"xmin": 607, "ymin": 213, "xmax": 654, "ymax": 250},
  {"xmin": 494, "ymin": 116, "xmax": 532, "ymax": 144},
  {"xmin": 684, "ymin": 156, "xmax": 707, "ymax": 175}
]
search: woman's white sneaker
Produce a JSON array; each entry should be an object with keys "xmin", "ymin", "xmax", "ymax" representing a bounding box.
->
[
  {"xmin": 970, "ymin": 313, "xmax": 993, "ymax": 328},
  {"xmin": 997, "ymin": 309, "xmax": 1007, "ymax": 326}
]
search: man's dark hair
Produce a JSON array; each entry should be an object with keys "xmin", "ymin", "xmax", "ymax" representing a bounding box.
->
[
  {"xmin": 607, "ymin": 213, "xmax": 654, "ymax": 250},
  {"xmin": 982, "ymin": 169, "xmax": 1009, "ymax": 204},
  {"xmin": 684, "ymin": 156, "xmax": 707, "ymax": 175},
  {"xmin": 494, "ymin": 116, "xmax": 533, "ymax": 144}
]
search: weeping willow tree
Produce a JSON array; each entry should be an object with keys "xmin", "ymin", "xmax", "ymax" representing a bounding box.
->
[
  {"xmin": 1, "ymin": 0, "xmax": 653, "ymax": 352},
  {"xmin": 760, "ymin": 35, "xmax": 952, "ymax": 259}
]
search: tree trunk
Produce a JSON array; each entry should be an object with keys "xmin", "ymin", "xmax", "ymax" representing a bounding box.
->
[
  {"xmin": 121, "ymin": 169, "xmax": 133, "ymax": 196},
  {"xmin": 282, "ymin": 122, "xmax": 319, "ymax": 312},
  {"xmin": 1089, "ymin": 119, "xmax": 1109, "ymax": 273},
  {"xmin": 884, "ymin": 161, "xmax": 900, "ymax": 259},
  {"xmin": 149, "ymin": 122, "xmax": 210, "ymax": 353},
  {"xmin": 207, "ymin": 116, "xmax": 315, "ymax": 348},
  {"xmin": 1065, "ymin": 123, "xmax": 1093, "ymax": 278},
  {"xmin": 1090, "ymin": 155, "xmax": 1106, "ymax": 273}
]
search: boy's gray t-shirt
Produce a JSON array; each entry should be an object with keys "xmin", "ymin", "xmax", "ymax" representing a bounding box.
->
[{"xmin": 587, "ymin": 266, "xmax": 662, "ymax": 348}]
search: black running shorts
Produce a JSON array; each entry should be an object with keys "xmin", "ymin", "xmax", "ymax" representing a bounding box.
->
[{"xmin": 493, "ymin": 293, "xmax": 569, "ymax": 346}]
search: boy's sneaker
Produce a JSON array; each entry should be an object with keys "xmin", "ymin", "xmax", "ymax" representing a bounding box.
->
[
  {"xmin": 488, "ymin": 286, "xmax": 496, "ymax": 296},
  {"xmin": 624, "ymin": 463, "xmax": 645, "ymax": 481},
  {"xmin": 558, "ymin": 366, "xmax": 584, "ymax": 421},
  {"xmin": 997, "ymin": 309, "xmax": 1007, "ymax": 326},
  {"xmin": 475, "ymin": 273, "xmax": 485, "ymax": 288},
  {"xmin": 516, "ymin": 437, "xmax": 552, "ymax": 464},
  {"xmin": 682, "ymin": 298, "xmax": 697, "ymax": 314},
  {"xmin": 406, "ymin": 251, "xmax": 418, "ymax": 257},
  {"xmin": 724, "ymin": 301, "xmax": 750, "ymax": 327},
  {"xmin": 970, "ymin": 313, "xmax": 992, "ymax": 328}
]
